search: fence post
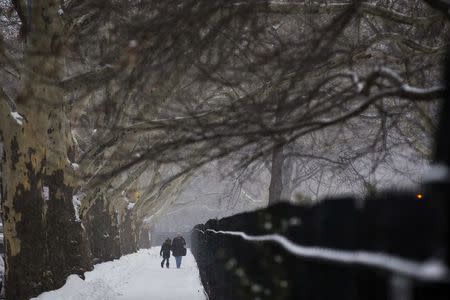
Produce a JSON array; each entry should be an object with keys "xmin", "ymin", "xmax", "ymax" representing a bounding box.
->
[
  {"xmin": 425, "ymin": 54, "xmax": 450, "ymax": 269},
  {"xmin": 389, "ymin": 275, "xmax": 412, "ymax": 300}
]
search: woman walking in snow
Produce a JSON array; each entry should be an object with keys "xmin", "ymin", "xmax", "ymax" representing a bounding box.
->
[
  {"xmin": 171, "ymin": 233, "xmax": 187, "ymax": 269},
  {"xmin": 160, "ymin": 238, "xmax": 172, "ymax": 268}
]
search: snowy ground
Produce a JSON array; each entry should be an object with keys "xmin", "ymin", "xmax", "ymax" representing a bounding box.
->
[{"xmin": 32, "ymin": 247, "xmax": 206, "ymax": 300}]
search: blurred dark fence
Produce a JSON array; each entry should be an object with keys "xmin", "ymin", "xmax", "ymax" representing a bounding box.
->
[{"xmin": 191, "ymin": 192, "xmax": 449, "ymax": 300}]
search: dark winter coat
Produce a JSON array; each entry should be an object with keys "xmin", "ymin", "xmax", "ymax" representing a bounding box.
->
[
  {"xmin": 171, "ymin": 236, "xmax": 186, "ymax": 257},
  {"xmin": 160, "ymin": 240, "xmax": 171, "ymax": 259}
]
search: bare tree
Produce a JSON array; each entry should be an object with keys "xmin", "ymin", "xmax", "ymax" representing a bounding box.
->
[{"xmin": 0, "ymin": 1, "xmax": 448, "ymax": 298}]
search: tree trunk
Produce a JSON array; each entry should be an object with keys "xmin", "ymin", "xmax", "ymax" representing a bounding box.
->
[
  {"xmin": 268, "ymin": 145, "xmax": 285, "ymax": 205},
  {"xmin": 119, "ymin": 209, "xmax": 138, "ymax": 255},
  {"xmin": 280, "ymin": 155, "xmax": 295, "ymax": 201},
  {"xmin": 0, "ymin": 2, "xmax": 91, "ymax": 299},
  {"xmin": 137, "ymin": 223, "xmax": 151, "ymax": 249},
  {"xmin": 83, "ymin": 195, "xmax": 121, "ymax": 263}
]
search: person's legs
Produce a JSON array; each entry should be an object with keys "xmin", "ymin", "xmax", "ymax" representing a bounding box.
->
[
  {"xmin": 175, "ymin": 256, "xmax": 182, "ymax": 268},
  {"xmin": 161, "ymin": 257, "xmax": 169, "ymax": 268}
]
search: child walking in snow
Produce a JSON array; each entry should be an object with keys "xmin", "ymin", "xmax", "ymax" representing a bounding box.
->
[{"xmin": 160, "ymin": 238, "xmax": 171, "ymax": 268}]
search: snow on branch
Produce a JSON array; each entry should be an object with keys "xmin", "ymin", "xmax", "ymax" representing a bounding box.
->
[
  {"xmin": 10, "ymin": 111, "xmax": 24, "ymax": 126},
  {"xmin": 201, "ymin": 229, "xmax": 449, "ymax": 282},
  {"xmin": 67, "ymin": 158, "xmax": 80, "ymax": 170},
  {"xmin": 399, "ymin": 84, "xmax": 445, "ymax": 99},
  {"xmin": 242, "ymin": 189, "xmax": 265, "ymax": 204},
  {"xmin": 340, "ymin": 68, "xmax": 444, "ymax": 101},
  {"xmin": 372, "ymin": 67, "xmax": 444, "ymax": 100}
]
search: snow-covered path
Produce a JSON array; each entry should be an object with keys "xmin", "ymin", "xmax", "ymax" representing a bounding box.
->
[{"xmin": 32, "ymin": 248, "xmax": 206, "ymax": 300}]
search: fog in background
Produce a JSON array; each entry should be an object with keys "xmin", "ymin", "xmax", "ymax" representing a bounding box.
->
[{"xmin": 154, "ymin": 151, "xmax": 428, "ymax": 233}]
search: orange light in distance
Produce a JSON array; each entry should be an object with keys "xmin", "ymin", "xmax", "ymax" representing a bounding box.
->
[{"xmin": 416, "ymin": 193, "xmax": 423, "ymax": 200}]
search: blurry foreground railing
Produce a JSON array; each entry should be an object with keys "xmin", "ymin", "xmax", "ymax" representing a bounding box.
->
[{"xmin": 191, "ymin": 192, "xmax": 449, "ymax": 300}]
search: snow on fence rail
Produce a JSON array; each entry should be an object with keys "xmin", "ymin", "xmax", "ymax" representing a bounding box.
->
[{"xmin": 197, "ymin": 228, "xmax": 449, "ymax": 282}]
